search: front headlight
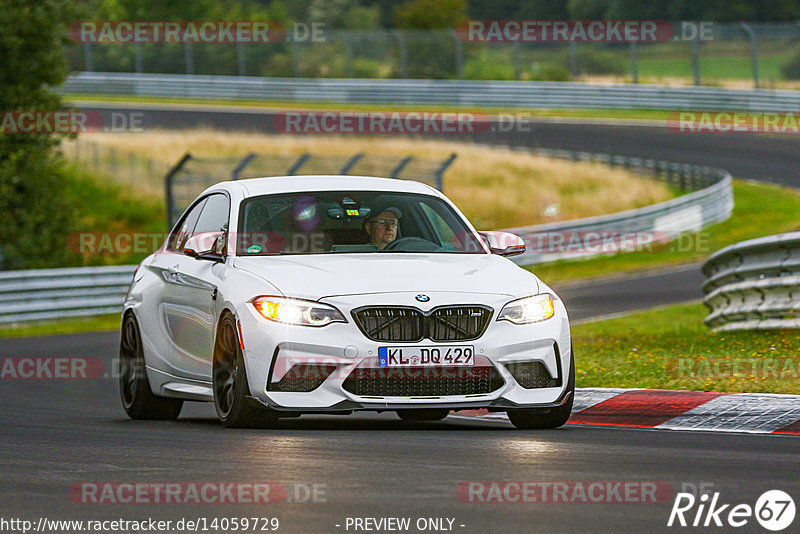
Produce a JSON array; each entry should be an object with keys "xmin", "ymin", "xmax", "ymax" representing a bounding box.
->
[
  {"xmin": 252, "ymin": 296, "xmax": 346, "ymax": 327},
  {"xmin": 497, "ymin": 294, "xmax": 555, "ymax": 324}
]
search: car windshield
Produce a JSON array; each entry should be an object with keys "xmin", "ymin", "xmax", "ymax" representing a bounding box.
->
[{"xmin": 236, "ymin": 190, "xmax": 485, "ymax": 255}]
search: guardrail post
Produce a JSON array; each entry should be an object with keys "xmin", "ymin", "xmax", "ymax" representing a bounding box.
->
[
  {"xmin": 433, "ymin": 153, "xmax": 457, "ymax": 192},
  {"xmin": 185, "ymin": 41, "xmax": 194, "ymax": 75},
  {"xmin": 83, "ymin": 42, "xmax": 94, "ymax": 72},
  {"xmin": 287, "ymin": 154, "xmax": 310, "ymax": 175},
  {"xmin": 343, "ymin": 33, "xmax": 355, "ymax": 78},
  {"xmin": 390, "ymin": 156, "xmax": 413, "ymax": 178},
  {"xmin": 231, "ymin": 153, "xmax": 257, "ymax": 180},
  {"xmin": 450, "ymin": 30, "xmax": 463, "ymax": 79},
  {"xmin": 340, "ymin": 154, "xmax": 364, "ymax": 174},
  {"xmin": 393, "ymin": 31, "xmax": 408, "ymax": 79},
  {"xmin": 134, "ymin": 43, "xmax": 143, "ymax": 73},
  {"xmin": 91, "ymin": 141, "xmax": 99, "ymax": 171},
  {"xmin": 691, "ymin": 33, "xmax": 700, "ymax": 86},
  {"xmin": 568, "ymin": 42, "xmax": 579, "ymax": 79},
  {"xmin": 109, "ymin": 147, "xmax": 118, "ymax": 177},
  {"xmin": 290, "ymin": 40, "xmax": 301, "ymax": 77},
  {"xmin": 629, "ymin": 41, "xmax": 638, "ymax": 83},
  {"xmin": 236, "ymin": 42, "xmax": 246, "ymax": 76},
  {"xmin": 129, "ymin": 152, "xmax": 137, "ymax": 187},
  {"xmin": 164, "ymin": 153, "xmax": 192, "ymax": 229}
]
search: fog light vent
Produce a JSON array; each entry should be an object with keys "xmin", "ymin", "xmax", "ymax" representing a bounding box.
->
[
  {"xmin": 505, "ymin": 361, "xmax": 560, "ymax": 389},
  {"xmin": 268, "ymin": 364, "xmax": 337, "ymax": 392}
]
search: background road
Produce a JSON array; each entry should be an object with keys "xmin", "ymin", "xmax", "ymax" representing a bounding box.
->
[{"xmin": 1, "ymin": 333, "xmax": 797, "ymax": 533}]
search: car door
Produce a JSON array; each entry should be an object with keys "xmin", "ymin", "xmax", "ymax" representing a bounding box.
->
[
  {"xmin": 161, "ymin": 193, "xmax": 230, "ymax": 381},
  {"xmin": 143, "ymin": 197, "xmax": 207, "ymax": 372}
]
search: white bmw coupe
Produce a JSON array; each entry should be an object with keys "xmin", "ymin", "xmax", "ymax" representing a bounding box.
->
[{"xmin": 120, "ymin": 176, "xmax": 574, "ymax": 429}]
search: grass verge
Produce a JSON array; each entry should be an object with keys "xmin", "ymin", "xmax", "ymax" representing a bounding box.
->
[
  {"xmin": 0, "ymin": 314, "xmax": 119, "ymax": 339},
  {"xmin": 74, "ymin": 130, "xmax": 672, "ymax": 230},
  {"xmin": 573, "ymin": 302, "xmax": 800, "ymax": 394},
  {"xmin": 530, "ymin": 180, "xmax": 800, "ymax": 286},
  {"xmin": 61, "ymin": 163, "xmax": 165, "ymax": 266}
]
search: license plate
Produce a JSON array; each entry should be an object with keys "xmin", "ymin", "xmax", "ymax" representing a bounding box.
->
[{"xmin": 378, "ymin": 346, "xmax": 474, "ymax": 367}]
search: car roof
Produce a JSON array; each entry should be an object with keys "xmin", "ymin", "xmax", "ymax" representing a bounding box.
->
[{"xmin": 206, "ymin": 175, "xmax": 441, "ymax": 199}]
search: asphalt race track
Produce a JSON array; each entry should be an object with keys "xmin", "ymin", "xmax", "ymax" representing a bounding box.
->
[
  {"xmin": 1, "ymin": 333, "xmax": 798, "ymax": 533},
  {"xmin": 555, "ymin": 264, "xmax": 705, "ymax": 322},
  {"xmin": 2, "ymin": 103, "xmax": 795, "ymax": 533}
]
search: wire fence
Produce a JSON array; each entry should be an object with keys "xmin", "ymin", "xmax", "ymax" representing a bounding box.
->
[
  {"xmin": 59, "ymin": 138, "xmax": 456, "ymax": 229},
  {"xmin": 66, "ymin": 23, "xmax": 800, "ymax": 88},
  {"xmin": 165, "ymin": 151, "xmax": 456, "ymax": 227},
  {"xmin": 61, "ymin": 138, "xmax": 169, "ymax": 198}
]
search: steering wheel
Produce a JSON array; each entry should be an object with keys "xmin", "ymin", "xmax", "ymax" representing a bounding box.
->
[{"xmin": 381, "ymin": 236, "xmax": 442, "ymax": 252}]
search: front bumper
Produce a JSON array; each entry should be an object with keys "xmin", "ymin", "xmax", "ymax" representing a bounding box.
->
[{"xmin": 235, "ymin": 291, "xmax": 571, "ymax": 413}]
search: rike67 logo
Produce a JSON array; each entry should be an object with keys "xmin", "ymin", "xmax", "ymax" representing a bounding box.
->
[{"xmin": 668, "ymin": 490, "xmax": 795, "ymax": 531}]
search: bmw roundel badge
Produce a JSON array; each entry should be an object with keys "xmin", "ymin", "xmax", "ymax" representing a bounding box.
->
[{"xmin": 415, "ymin": 294, "xmax": 430, "ymax": 302}]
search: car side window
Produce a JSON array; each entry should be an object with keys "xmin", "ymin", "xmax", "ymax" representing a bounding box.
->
[
  {"xmin": 418, "ymin": 202, "xmax": 454, "ymax": 247},
  {"xmin": 167, "ymin": 198, "xmax": 207, "ymax": 252},
  {"xmin": 191, "ymin": 194, "xmax": 230, "ymax": 253}
]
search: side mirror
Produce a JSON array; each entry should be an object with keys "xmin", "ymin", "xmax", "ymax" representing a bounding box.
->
[
  {"xmin": 478, "ymin": 231, "xmax": 526, "ymax": 257},
  {"xmin": 184, "ymin": 232, "xmax": 225, "ymax": 262}
]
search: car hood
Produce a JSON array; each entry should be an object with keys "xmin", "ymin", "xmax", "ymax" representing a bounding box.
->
[{"xmin": 233, "ymin": 254, "xmax": 539, "ymax": 300}]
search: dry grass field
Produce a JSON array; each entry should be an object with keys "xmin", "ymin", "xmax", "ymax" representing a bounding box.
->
[{"xmin": 68, "ymin": 130, "xmax": 673, "ymax": 229}]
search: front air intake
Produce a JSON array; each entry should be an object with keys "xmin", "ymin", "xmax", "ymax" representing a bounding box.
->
[
  {"xmin": 268, "ymin": 363, "xmax": 337, "ymax": 392},
  {"xmin": 505, "ymin": 361, "xmax": 561, "ymax": 389},
  {"xmin": 342, "ymin": 365, "xmax": 504, "ymax": 397}
]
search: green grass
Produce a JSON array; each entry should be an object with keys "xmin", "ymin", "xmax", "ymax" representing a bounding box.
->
[
  {"xmin": 0, "ymin": 314, "xmax": 119, "ymax": 339},
  {"xmin": 573, "ymin": 303, "xmax": 800, "ymax": 394},
  {"xmin": 637, "ymin": 55, "xmax": 791, "ymax": 82},
  {"xmin": 59, "ymin": 163, "xmax": 166, "ymax": 266},
  {"xmin": 529, "ymin": 180, "xmax": 800, "ymax": 286}
]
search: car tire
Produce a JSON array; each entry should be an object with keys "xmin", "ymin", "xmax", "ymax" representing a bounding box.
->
[
  {"xmin": 507, "ymin": 346, "xmax": 575, "ymax": 430},
  {"xmin": 396, "ymin": 409, "xmax": 450, "ymax": 421},
  {"xmin": 119, "ymin": 313, "xmax": 183, "ymax": 420},
  {"xmin": 213, "ymin": 313, "xmax": 278, "ymax": 428}
]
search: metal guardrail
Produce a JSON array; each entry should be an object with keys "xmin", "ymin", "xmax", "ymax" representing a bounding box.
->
[
  {"xmin": 702, "ymin": 232, "xmax": 800, "ymax": 331},
  {"xmin": 0, "ymin": 149, "xmax": 733, "ymax": 324},
  {"xmin": 0, "ymin": 265, "xmax": 136, "ymax": 324},
  {"xmin": 62, "ymin": 72, "xmax": 800, "ymax": 111},
  {"xmin": 503, "ymin": 148, "xmax": 733, "ymax": 265}
]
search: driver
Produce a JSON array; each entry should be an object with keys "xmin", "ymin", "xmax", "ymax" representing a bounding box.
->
[{"xmin": 364, "ymin": 207, "xmax": 402, "ymax": 250}]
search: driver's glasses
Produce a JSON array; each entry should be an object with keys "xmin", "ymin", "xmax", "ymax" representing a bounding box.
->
[{"xmin": 372, "ymin": 219, "xmax": 398, "ymax": 228}]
